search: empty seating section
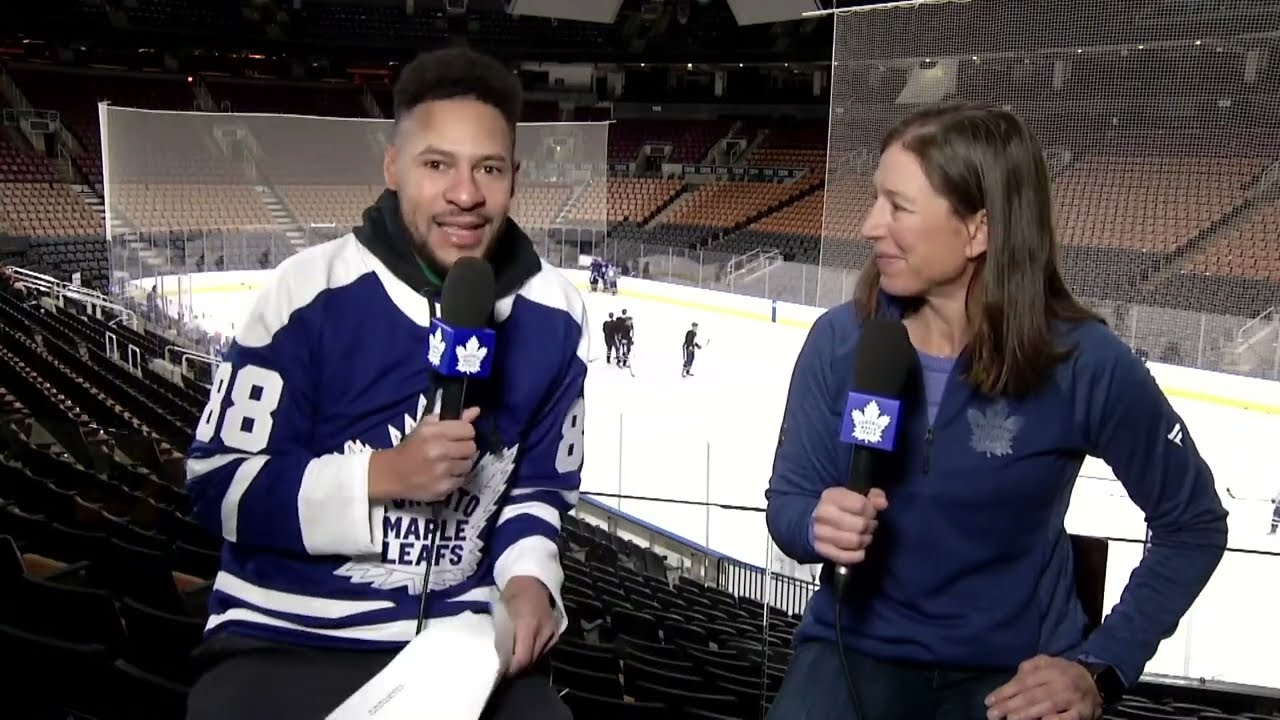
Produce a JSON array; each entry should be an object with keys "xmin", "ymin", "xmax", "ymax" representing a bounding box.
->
[
  {"xmin": 721, "ymin": 191, "xmax": 828, "ymax": 262},
  {"xmin": 751, "ymin": 191, "xmax": 824, "ymax": 238},
  {"xmin": 0, "ymin": 275, "xmax": 223, "ymax": 718},
  {"xmin": 1181, "ymin": 198, "xmax": 1280, "ymax": 283},
  {"xmin": 746, "ymin": 120, "xmax": 829, "ymax": 173},
  {"xmin": 0, "ymin": 134, "xmax": 56, "ymax": 183},
  {"xmin": 277, "ymin": 185, "xmax": 381, "ymax": 230},
  {"xmin": 111, "ymin": 185, "xmax": 272, "ymax": 232},
  {"xmin": 661, "ymin": 178, "xmax": 821, "ymax": 231},
  {"xmin": 205, "ymin": 79, "xmax": 369, "ymax": 119},
  {"xmin": 110, "ymin": 0, "xmax": 248, "ymax": 36},
  {"xmin": 511, "ymin": 184, "xmax": 575, "ymax": 229},
  {"xmin": 608, "ymin": 120, "xmax": 732, "ymax": 164},
  {"xmin": 0, "ymin": 183, "xmax": 101, "ymax": 238},
  {"xmin": 1053, "ymin": 156, "xmax": 1266, "ymax": 253},
  {"xmin": 7, "ymin": 65, "xmax": 198, "ymax": 186},
  {"xmin": 567, "ymin": 178, "xmax": 683, "ymax": 225}
]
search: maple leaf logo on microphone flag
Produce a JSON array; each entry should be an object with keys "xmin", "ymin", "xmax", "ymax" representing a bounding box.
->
[
  {"xmin": 840, "ymin": 392, "xmax": 900, "ymax": 451},
  {"xmin": 455, "ymin": 335, "xmax": 488, "ymax": 375},
  {"xmin": 850, "ymin": 400, "xmax": 892, "ymax": 443},
  {"xmin": 427, "ymin": 327, "xmax": 446, "ymax": 369}
]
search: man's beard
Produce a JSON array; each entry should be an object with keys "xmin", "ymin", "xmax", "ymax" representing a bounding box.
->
[{"xmin": 408, "ymin": 214, "xmax": 504, "ymax": 269}]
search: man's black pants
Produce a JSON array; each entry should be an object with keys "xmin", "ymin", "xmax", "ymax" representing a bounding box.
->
[{"xmin": 186, "ymin": 634, "xmax": 570, "ymax": 720}]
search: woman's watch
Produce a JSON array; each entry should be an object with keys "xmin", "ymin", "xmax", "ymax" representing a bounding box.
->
[{"xmin": 1076, "ymin": 660, "xmax": 1125, "ymax": 706}]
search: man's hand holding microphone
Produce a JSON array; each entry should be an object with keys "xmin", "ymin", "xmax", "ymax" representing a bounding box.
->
[
  {"xmin": 812, "ymin": 486, "xmax": 889, "ymax": 566},
  {"xmin": 367, "ymin": 406, "xmax": 481, "ymax": 502}
]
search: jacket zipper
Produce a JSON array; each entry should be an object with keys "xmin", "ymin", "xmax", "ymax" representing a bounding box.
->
[{"xmin": 923, "ymin": 426, "xmax": 935, "ymax": 475}]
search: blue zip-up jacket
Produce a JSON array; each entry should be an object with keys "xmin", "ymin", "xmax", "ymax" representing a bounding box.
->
[{"xmin": 765, "ymin": 301, "xmax": 1228, "ymax": 685}]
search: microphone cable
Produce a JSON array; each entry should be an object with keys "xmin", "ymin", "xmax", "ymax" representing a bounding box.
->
[
  {"xmin": 413, "ymin": 295, "xmax": 444, "ymax": 636},
  {"xmin": 415, "ymin": 503, "xmax": 444, "ymax": 634},
  {"xmin": 834, "ymin": 599, "xmax": 866, "ymax": 720}
]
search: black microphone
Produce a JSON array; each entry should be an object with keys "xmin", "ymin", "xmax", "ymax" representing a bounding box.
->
[
  {"xmin": 433, "ymin": 256, "xmax": 497, "ymax": 421},
  {"xmin": 832, "ymin": 317, "xmax": 916, "ymax": 599},
  {"xmin": 417, "ymin": 256, "xmax": 496, "ymax": 634}
]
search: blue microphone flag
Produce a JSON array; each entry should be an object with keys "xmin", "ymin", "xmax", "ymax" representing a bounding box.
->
[
  {"xmin": 839, "ymin": 391, "xmax": 901, "ymax": 452},
  {"xmin": 427, "ymin": 319, "xmax": 496, "ymax": 379}
]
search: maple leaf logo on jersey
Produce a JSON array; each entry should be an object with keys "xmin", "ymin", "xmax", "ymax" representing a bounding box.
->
[
  {"xmin": 455, "ymin": 335, "xmax": 488, "ymax": 375},
  {"xmin": 850, "ymin": 400, "xmax": 892, "ymax": 444},
  {"xmin": 966, "ymin": 400, "xmax": 1024, "ymax": 458},
  {"xmin": 341, "ymin": 394, "xmax": 430, "ymax": 456},
  {"xmin": 333, "ymin": 444, "xmax": 518, "ymax": 595},
  {"xmin": 427, "ymin": 328, "xmax": 445, "ymax": 368}
]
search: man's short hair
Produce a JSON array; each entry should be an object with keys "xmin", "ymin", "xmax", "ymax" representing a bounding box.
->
[{"xmin": 392, "ymin": 47, "xmax": 522, "ymax": 133}]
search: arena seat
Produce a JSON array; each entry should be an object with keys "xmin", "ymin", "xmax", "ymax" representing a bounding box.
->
[
  {"xmin": 0, "ymin": 183, "xmax": 101, "ymax": 238},
  {"xmin": 0, "ymin": 134, "xmax": 57, "ymax": 184},
  {"xmin": 743, "ymin": 119, "xmax": 829, "ymax": 174},
  {"xmin": 608, "ymin": 120, "xmax": 734, "ymax": 165},
  {"xmin": 1053, "ymin": 156, "xmax": 1266, "ymax": 254},
  {"xmin": 510, "ymin": 183, "xmax": 576, "ymax": 230},
  {"xmin": 275, "ymin": 184, "xmax": 381, "ymax": 230},
  {"xmin": 111, "ymin": 184, "xmax": 273, "ymax": 231},
  {"xmin": 565, "ymin": 178, "xmax": 684, "ymax": 225},
  {"xmin": 658, "ymin": 178, "xmax": 822, "ymax": 231},
  {"xmin": 751, "ymin": 191, "xmax": 824, "ymax": 238},
  {"xmin": 1179, "ymin": 197, "xmax": 1280, "ymax": 284}
]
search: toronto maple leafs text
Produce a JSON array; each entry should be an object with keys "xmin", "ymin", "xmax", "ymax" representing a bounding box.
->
[{"xmin": 380, "ymin": 490, "xmax": 485, "ymax": 568}]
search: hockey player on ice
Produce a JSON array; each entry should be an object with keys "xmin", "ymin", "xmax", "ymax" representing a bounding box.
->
[
  {"xmin": 682, "ymin": 322, "xmax": 702, "ymax": 377},
  {"xmin": 615, "ymin": 309, "xmax": 634, "ymax": 368},
  {"xmin": 604, "ymin": 263, "xmax": 619, "ymax": 295},
  {"xmin": 588, "ymin": 257, "xmax": 604, "ymax": 293},
  {"xmin": 1270, "ymin": 491, "xmax": 1280, "ymax": 535},
  {"xmin": 602, "ymin": 312, "xmax": 618, "ymax": 364}
]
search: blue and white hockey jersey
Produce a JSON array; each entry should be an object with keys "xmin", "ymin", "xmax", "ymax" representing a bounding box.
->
[{"xmin": 186, "ymin": 193, "xmax": 588, "ymax": 650}]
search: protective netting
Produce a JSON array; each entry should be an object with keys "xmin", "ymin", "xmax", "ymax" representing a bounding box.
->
[
  {"xmin": 98, "ymin": 105, "xmax": 608, "ymax": 299},
  {"xmin": 816, "ymin": 0, "xmax": 1280, "ymax": 689},
  {"xmin": 821, "ymin": 0, "xmax": 1280, "ymax": 380}
]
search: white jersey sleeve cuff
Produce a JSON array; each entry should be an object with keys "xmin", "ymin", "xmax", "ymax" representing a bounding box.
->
[
  {"xmin": 492, "ymin": 536, "xmax": 567, "ymax": 636},
  {"xmin": 297, "ymin": 452, "xmax": 380, "ymax": 557}
]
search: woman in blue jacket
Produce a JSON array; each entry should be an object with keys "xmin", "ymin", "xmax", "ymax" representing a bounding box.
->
[{"xmin": 765, "ymin": 103, "xmax": 1228, "ymax": 720}]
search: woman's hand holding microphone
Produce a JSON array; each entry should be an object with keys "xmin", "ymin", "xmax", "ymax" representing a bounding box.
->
[{"xmin": 811, "ymin": 486, "xmax": 889, "ymax": 566}]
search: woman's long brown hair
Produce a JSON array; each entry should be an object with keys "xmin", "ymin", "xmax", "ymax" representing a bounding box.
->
[{"xmin": 853, "ymin": 103, "xmax": 1101, "ymax": 397}]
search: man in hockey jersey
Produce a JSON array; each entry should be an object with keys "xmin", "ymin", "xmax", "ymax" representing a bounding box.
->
[
  {"xmin": 184, "ymin": 47, "xmax": 582, "ymax": 720},
  {"xmin": 603, "ymin": 311, "xmax": 618, "ymax": 364},
  {"xmin": 682, "ymin": 321, "xmax": 702, "ymax": 377},
  {"xmin": 604, "ymin": 262, "xmax": 619, "ymax": 295},
  {"xmin": 615, "ymin": 309, "xmax": 634, "ymax": 367},
  {"xmin": 588, "ymin": 256, "xmax": 603, "ymax": 292}
]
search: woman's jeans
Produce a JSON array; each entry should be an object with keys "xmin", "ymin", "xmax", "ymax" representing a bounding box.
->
[{"xmin": 766, "ymin": 639, "xmax": 1015, "ymax": 720}]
